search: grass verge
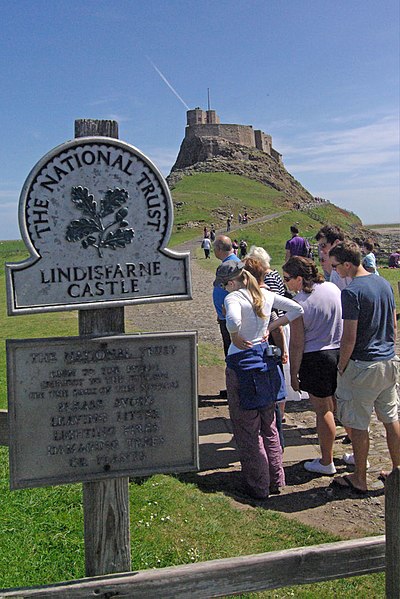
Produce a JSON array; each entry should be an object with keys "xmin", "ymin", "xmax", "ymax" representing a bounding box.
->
[{"xmin": 0, "ymin": 466, "xmax": 384, "ymax": 596}]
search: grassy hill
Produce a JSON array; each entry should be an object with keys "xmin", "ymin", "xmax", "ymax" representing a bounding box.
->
[{"xmin": 169, "ymin": 171, "xmax": 362, "ymax": 253}]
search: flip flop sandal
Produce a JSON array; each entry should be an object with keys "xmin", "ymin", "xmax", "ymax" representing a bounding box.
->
[{"xmin": 331, "ymin": 475, "xmax": 368, "ymax": 495}]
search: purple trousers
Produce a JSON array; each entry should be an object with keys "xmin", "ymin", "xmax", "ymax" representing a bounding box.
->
[{"xmin": 226, "ymin": 367, "xmax": 285, "ymax": 497}]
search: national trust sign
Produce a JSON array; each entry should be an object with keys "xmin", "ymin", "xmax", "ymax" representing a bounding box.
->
[{"xmin": 6, "ymin": 137, "xmax": 191, "ymax": 314}]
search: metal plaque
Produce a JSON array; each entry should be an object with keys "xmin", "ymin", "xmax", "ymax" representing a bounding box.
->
[
  {"xmin": 7, "ymin": 332, "xmax": 198, "ymax": 489},
  {"xmin": 6, "ymin": 137, "xmax": 191, "ymax": 314}
]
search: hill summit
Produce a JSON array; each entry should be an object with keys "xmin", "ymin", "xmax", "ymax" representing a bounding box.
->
[{"xmin": 168, "ymin": 108, "xmax": 314, "ymax": 207}]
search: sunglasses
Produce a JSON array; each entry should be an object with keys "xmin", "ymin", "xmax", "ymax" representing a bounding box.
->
[
  {"xmin": 331, "ymin": 262, "xmax": 344, "ymax": 269},
  {"xmin": 283, "ymin": 275, "xmax": 293, "ymax": 282}
]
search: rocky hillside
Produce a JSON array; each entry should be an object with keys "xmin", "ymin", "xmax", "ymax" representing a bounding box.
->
[{"xmin": 167, "ymin": 135, "xmax": 314, "ymax": 207}]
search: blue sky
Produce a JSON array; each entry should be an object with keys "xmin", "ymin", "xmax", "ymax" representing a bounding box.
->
[{"xmin": 1, "ymin": 0, "xmax": 399, "ymax": 240}]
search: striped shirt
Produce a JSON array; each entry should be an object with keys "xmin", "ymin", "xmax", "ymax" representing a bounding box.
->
[{"xmin": 264, "ymin": 270, "xmax": 286, "ymax": 317}]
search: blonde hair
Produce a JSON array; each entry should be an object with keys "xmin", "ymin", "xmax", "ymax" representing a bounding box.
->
[
  {"xmin": 247, "ymin": 245, "xmax": 271, "ymax": 270},
  {"xmin": 235, "ymin": 269, "xmax": 266, "ymax": 319}
]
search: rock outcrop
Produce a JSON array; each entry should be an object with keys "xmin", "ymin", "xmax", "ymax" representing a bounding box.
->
[{"xmin": 168, "ymin": 135, "xmax": 314, "ymax": 206}]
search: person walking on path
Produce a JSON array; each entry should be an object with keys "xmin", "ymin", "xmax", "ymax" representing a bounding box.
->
[
  {"xmin": 239, "ymin": 239, "xmax": 248, "ymax": 259},
  {"xmin": 283, "ymin": 256, "xmax": 343, "ymax": 475},
  {"xmin": 329, "ymin": 241, "xmax": 400, "ymax": 494},
  {"xmin": 216, "ymin": 260, "xmax": 303, "ymax": 499},
  {"xmin": 201, "ymin": 235, "xmax": 212, "ymax": 259},
  {"xmin": 285, "ymin": 225, "xmax": 309, "ymax": 261},
  {"xmin": 213, "ymin": 235, "xmax": 241, "ymax": 360}
]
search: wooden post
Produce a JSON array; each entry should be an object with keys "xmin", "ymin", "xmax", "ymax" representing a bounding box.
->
[
  {"xmin": 75, "ymin": 119, "xmax": 131, "ymax": 576},
  {"xmin": 385, "ymin": 467, "xmax": 400, "ymax": 598}
]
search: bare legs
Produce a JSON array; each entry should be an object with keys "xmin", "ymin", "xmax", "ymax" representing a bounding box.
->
[
  {"xmin": 309, "ymin": 394, "xmax": 336, "ymax": 465},
  {"xmin": 340, "ymin": 421, "xmax": 399, "ymax": 491},
  {"xmin": 382, "ymin": 420, "xmax": 400, "ymax": 474}
]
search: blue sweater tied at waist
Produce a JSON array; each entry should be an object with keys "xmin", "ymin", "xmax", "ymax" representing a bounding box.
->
[{"xmin": 226, "ymin": 342, "xmax": 286, "ymax": 410}]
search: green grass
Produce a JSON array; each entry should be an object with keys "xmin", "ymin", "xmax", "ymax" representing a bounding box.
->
[
  {"xmin": 0, "ymin": 243, "xmax": 78, "ymax": 410},
  {"xmin": 0, "ymin": 466, "xmax": 385, "ymax": 595},
  {"xmin": 301, "ymin": 202, "xmax": 362, "ymax": 229},
  {"xmin": 170, "ymin": 172, "xmax": 286, "ymax": 245}
]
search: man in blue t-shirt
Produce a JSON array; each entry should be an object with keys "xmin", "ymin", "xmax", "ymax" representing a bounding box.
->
[
  {"xmin": 213, "ymin": 235, "xmax": 241, "ymax": 356},
  {"xmin": 329, "ymin": 242, "xmax": 399, "ymax": 494}
]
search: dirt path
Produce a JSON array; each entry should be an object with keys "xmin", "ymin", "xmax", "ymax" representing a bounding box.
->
[{"xmin": 125, "ymin": 236, "xmax": 398, "ymax": 540}]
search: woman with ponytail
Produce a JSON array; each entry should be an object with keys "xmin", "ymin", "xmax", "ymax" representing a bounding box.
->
[
  {"xmin": 214, "ymin": 260, "xmax": 303, "ymax": 499},
  {"xmin": 282, "ymin": 256, "xmax": 343, "ymax": 476}
]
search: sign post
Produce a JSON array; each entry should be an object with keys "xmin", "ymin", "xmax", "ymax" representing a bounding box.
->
[
  {"xmin": 5, "ymin": 118, "xmax": 197, "ymax": 580},
  {"xmin": 77, "ymin": 118, "xmax": 127, "ymax": 577}
]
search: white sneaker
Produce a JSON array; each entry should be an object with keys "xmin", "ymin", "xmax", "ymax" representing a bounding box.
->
[
  {"xmin": 343, "ymin": 453, "xmax": 370, "ymax": 469},
  {"xmin": 304, "ymin": 458, "xmax": 336, "ymax": 475}
]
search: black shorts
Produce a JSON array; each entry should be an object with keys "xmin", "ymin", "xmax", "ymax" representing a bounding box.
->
[{"xmin": 299, "ymin": 349, "xmax": 339, "ymax": 398}]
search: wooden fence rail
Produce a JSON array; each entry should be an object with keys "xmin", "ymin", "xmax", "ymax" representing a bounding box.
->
[{"xmin": 0, "ymin": 536, "xmax": 385, "ymax": 598}]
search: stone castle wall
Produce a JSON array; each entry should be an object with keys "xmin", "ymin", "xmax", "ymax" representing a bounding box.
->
[
  {"xmin": 185, "ymin": 123, "xmax": 256, "ymax": 147},
  {"xmin": 185, "ymin": 108, "xmax": 282, "ymax": 164}
]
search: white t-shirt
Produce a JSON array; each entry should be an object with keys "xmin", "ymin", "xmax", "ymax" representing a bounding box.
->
[{"xmin": 224, "ymin": 288, "xmax": 304, "ymax": 355}]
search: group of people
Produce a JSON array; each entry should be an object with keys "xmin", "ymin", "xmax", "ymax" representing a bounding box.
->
[
  {"xmin": 212, "ymin": 227, "xmax": 399, "ymax": 499},
  {"xmin": 227, "ymin": 211, "xmax": 250, "ymax": 232}
]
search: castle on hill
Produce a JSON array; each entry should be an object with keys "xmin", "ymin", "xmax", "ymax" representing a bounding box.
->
[{"xmin": 185, "ymin": 108, "xmax": 283, "ymax": 164}]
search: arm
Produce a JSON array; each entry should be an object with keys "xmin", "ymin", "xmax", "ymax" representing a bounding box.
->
[
  {"xmin": 394, "ymin": 308, "xmax": 397, "ymax": 343},
  {"xmin": 337, "ymin": 319, "xmax": 358, "ymax": 375},
  {"xmin": 289, "ymin": 317, "xmax": 304, "ymax": 391},
  {"xmin": 268, "ymin": 294, "xmax": 304, "ymax": 332},
  {"xmin": 285, "ymin": 249, "xmax": 290, "ymax": 261},
  {"xmin": 270, "ymin": 326, "xmax": 287, "ymax": 363}
]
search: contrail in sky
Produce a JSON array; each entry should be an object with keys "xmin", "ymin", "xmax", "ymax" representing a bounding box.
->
[{"xmin": 146, "ymin": 56, "xmax": 190, "ymax": 109}]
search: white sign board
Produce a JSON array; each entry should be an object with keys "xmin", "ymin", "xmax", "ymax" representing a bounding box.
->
[{"xmin": 6, "ymin": 137, "xmax": 191, "ymax": 314}]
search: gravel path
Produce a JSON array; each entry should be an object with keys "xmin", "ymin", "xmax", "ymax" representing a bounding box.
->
[{"xmin": 125, "ymin": 245, "xmax": 220, "ymax": 347}]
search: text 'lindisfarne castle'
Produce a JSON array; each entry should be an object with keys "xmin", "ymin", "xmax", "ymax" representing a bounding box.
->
[{"xmin": 185, "ymin": 108, "xmax": 283, "ymax": 164}]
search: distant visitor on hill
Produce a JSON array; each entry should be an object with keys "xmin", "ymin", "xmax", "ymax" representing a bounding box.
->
[
  {"xmin": 285, "ymin": 225, "xmax": 309, "ymax": 260},
  {"xmin": 388, "ymin": 249, "xmax": 400, "ymax": 268},
  {"xmin": 239, "ymin": 239, "xmax": 248, "ymax": 259}
]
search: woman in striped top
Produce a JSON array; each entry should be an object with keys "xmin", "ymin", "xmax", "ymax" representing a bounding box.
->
[{"xmin": 247, "ymin": 246, "xmax": 306, "ymax": 413}]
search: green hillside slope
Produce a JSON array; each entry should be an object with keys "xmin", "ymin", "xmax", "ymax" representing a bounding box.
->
[{"xmin": 169, "ymin": 172, "xmax": 362, "ymax": 250}]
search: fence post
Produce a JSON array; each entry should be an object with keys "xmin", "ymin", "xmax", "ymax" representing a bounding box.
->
[
  {"xmin": 75, "ymin": 119, "xmax": 131, "ymax": 577},
  {"xmin": 385, "ymin": 466, "xmax": 400, "ymax": 598}
]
